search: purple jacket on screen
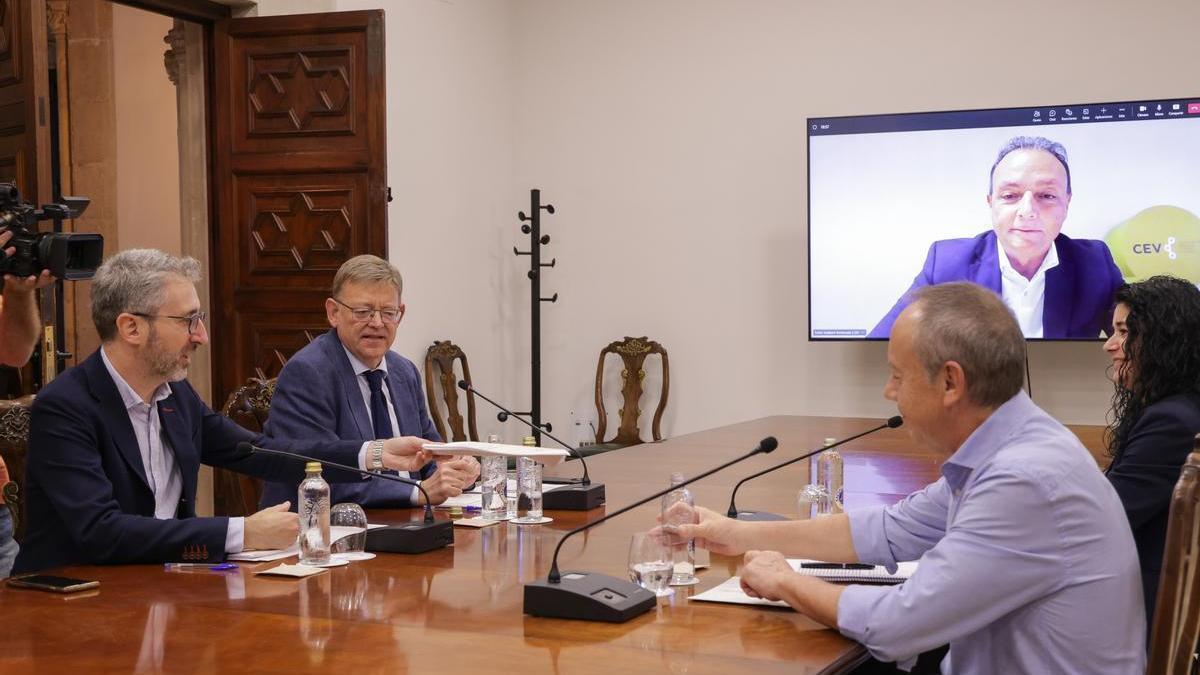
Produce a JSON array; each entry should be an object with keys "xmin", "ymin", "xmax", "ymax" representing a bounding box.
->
[{"xmin": 868, "ymin": 231, "xmax": 1125, "ymax": 339}]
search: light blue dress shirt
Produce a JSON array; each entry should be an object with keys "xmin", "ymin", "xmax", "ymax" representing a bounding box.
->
[
  {"xmin": 100, "ymin": 347, "xmax": 245, "ymax": 553},
  {"xmin": 838, "ymin": 391, "xmax": 1145, "ymax": 674}
]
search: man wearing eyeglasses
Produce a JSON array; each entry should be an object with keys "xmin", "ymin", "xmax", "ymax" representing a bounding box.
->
[
  {"xmin": 13, "ymin": 250, "xmax": 435, "ymax": 573},
  {"xmin": 259, "ymin": 254, "xmax": 479, "ymax": 510}
]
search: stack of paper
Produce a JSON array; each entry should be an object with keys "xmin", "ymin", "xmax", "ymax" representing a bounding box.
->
[{"xmin": 423, "ymin": 441, "xmax": 571, "ymax": 466}]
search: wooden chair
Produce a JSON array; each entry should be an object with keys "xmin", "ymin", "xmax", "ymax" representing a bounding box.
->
[
  {"xmin": 213, "ymin": 378, "xmax": 276, "ymax": 517},
  {"xmin": 424, "ymin": 340, "xmax": 478, "ymax": 442},
  {"xmin": 1148, "ymin": 438, "xmax": 1200, "ymax": 675},
  {"xmin": 592, "ymin": 336, "xmax": 669, "ymax": 454},
  {"xmin": 0, "ymin": 395, "xmax": 33, "ymax": 542}
]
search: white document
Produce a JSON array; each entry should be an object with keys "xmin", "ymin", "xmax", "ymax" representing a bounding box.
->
[
  {"xmin": 692, "ymin": 576, "xmax": 790, "ymax": 608},
  {"xmin": 423, "ymin": 441, "xmax": 571, "ymax": 466},
  {"xmin": 692, "ymin": 559, "xmax": 919, "ymax": 608},
  {"xmin": 229, "ymin": 524, "xmax": 386, "ymax": 562}
]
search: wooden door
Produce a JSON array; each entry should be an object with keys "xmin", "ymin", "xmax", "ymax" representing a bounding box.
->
[
  {"xmin": 0, "ymin": 0, "xmax": 50, "ymax": 202},
  {"xmin": 209, "ymin": 10, "xmax": 388, "ymax": 406},
  {"xmin": 0, "ymin": 0, "xmax": 51, "ymax": 395}
]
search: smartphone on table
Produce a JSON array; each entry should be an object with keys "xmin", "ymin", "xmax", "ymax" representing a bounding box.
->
[{"xmin": 7, "ymin": 574, "xmax": 100, "ymax": 593}]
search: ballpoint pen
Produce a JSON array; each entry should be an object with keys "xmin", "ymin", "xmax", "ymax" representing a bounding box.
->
[
  {"xmin": 164, "ymin": 562, "xmax": 238, "ymax": 571},
  {"xmin": 798, "ymin": 562, "xmax": 875, "ymax": 570}
]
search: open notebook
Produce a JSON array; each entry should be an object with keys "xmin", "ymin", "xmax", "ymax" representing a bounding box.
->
[{"xmin": 692, "ymin": 558, "xmax": 917, "ymax": 609}]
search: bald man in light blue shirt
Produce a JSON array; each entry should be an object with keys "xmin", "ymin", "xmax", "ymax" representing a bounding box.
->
[{"xmin": 675, "ymin": 282, "xmax": 1144, "ymax": 674}]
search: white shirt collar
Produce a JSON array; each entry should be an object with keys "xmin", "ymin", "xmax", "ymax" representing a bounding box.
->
[
  {"xmin": 997, "ymin": 240, "xmax": 1059, "ymax": 286},
  {"xmin": 100, "ymin": 346, "xmax": 173, "ymax": 410},
  {"xmin": 341, "ymin": 343, "xmax": 388, "ymax": 377}
]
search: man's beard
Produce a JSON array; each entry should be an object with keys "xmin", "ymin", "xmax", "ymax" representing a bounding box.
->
[{"xmin": 145, "ymin": 326, "xmax": 190, "ymax": 382}]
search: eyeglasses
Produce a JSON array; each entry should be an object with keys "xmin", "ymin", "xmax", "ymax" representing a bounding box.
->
[
  {"xmin": 331, "ymin": 297, "xmax": 404, "ymax": 324},
  {"xmin": 131, "ymin": 311, "xmax": 206, "ymax": 335}
]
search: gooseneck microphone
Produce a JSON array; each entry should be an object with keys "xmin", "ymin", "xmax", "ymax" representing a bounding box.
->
[
  {"xmin": 458, "ymin": 380, "xmax": 605, "ymax": 510},
  {"xmin": 237, "ymin": 442, "xmax": 454, "ymax": 554},
  {"xmin": 524, "ymin": 436, "xmax": 777, "ymax": 622},
  {"xmin": 726, "ymin": 416, "xmax": 903, "ymax": 522}
]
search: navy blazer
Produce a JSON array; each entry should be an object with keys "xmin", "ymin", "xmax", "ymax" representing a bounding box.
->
[
  {"xmin": 13, "ymin": 350, "xmax": 366, "ymax": 574},
  {"xmin": 869, "ymin": 232, "xmax": 1125, "ymax": 338},
  {"xmin": 260, "ymin": 330, "xmax": 440, "ymax": 508},
  {"xmin": 1105, "ymin": 392, "xmax": 1200, "ymax": 626}
]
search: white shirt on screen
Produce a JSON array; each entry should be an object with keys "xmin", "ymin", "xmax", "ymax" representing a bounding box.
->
[{"xmin": 997, "ymin": 241, "xmax": 1059, "ymax": 338}]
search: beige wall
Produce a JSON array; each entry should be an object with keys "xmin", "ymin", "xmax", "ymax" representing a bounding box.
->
[
  {"xmin": 253, "ymin": 0, "xmax": 1200, "ymax": 440},
  {"xmin": 112, "ymin": 4, "xmax": 180, "ymax": 255}
]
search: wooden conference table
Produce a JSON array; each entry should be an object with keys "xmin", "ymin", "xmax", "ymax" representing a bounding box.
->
[{"xmin": 0, "ymin": 416, "xmax": 1106, "ymax": 674}]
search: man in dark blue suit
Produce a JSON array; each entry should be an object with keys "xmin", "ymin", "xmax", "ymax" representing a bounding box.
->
[
  {"xmin": 260, "ymin": 255, "xmax": 478, "ymax": 509},
  {"xmin": 870, "ymin": 136, "xmax": 1125, "ymax": 339},
  {"xmin": 13, "ymin": 250, "xmax": 433, "ymax": 574}
]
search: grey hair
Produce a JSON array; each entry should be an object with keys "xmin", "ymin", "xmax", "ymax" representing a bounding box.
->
[
  {"xmin": 91, "ymin": 249, "xmax": 201, "ymax": 341},
  {"xmin": 908, "ymin": 282, "xmax": 1027, "ymax": 408},
  {"xmin": 989, "ymin": 136, "xmax": 1071, "ymax": 196},
  {"xmin": 332, "ymin": 254, "xmax": 403, "ymax": 298}
]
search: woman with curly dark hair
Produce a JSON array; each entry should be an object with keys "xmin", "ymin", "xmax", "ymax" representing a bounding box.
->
[{"xmin": 1103, "ymin": 275, "xmax": 1200, "ymax": 626}]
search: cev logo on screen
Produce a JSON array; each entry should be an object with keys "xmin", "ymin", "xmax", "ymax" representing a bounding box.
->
[{"xmin": 1132, "ymin": 237, "xmax": 1177, "ymax": 260}]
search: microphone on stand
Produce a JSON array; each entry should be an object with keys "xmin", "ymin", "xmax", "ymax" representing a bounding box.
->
[
  {"xmin": 458, "ymin": 380, "xmax": 605, "ymax": 510},
  {"xmin": 237, "ymin": 442, "xmax": 454, "ymax": 554},
  {"xmin": 524, "ymin": 436, "xmax": 778, "ymax": 622},
  {"xmin": 726, "ymin": 416, "xmax": 903, "ymax": 521}
]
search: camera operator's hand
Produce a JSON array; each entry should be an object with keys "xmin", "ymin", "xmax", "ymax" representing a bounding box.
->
[
  {"xmin": 0, "ymin": 232, "xmax": 56, "ymax": 292},
  {"xmin": 2, "ymin": 269, "xmax": 56, "ymax": 293}
]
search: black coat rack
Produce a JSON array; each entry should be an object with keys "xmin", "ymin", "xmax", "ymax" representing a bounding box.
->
[{"xmin": 512, "ymin": 189, "xmax": 557, "ymax": 443}]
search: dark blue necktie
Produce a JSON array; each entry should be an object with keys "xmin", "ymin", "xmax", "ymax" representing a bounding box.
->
[{"xmin": 363, "ymin": 370, "xmax": 395, "ymax": 440}]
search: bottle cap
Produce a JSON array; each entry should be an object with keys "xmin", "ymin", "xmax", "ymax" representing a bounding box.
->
[
  {"xmin": 487, "ymin": 433, "xmax": 500, "ymax": 443},
  {"xmin": 305, "ymin": 461, "xmax": 322, "ymax": 473},
  {"xmin": 823, "ymin": 438, "xmax": 837, "ymax": 447},
  {"xmin": 522, "ymin": 435, "xmax": 536, "ymax": 446}
]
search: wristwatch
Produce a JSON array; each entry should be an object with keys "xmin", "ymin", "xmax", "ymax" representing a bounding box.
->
[{"xmin": 369, "ymin": 440, "xmax": 385, "ymax": 471}]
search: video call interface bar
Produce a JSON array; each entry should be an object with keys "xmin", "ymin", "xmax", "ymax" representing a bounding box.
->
[{"xmin": 809, "ymin": 97, "xmax": 1200, "ymax": 136}]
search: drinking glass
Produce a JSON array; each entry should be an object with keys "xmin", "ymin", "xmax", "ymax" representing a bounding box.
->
[
  {"xmin": 480, "ymin": 455, "xmax": 509, "ymax": 521},
  {"xmin": 330, "ymin": 502, "xmax": 370, "ymax": 560},
  {"xmin": 512, "ymin": 457, "xmax": 544, "ymax": 524},
  {"xmin": 627, "ymin": 531, "xmax": 674, "ymax": 597}
]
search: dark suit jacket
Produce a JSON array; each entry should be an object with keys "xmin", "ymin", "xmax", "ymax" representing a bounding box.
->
[
  {"xmin": 869, "ymin": 232, "xmax": 1125, "ymax": 338},
  {"xmin": 260, "ymin": 330, "xmax": 440, "ymax": 508},
  {"xmin": 1105, "ymin": 391, "xmax": 1200, "ymax": 627},
  {"xmin": 13, "ymin": 350, "xmax": 367, "ymax": 574}
]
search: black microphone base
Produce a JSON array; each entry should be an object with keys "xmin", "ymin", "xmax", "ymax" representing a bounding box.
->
[
  {"xmin": 735, "ymin": 510, "xmax": 790, "ymax": 522},
  {"xmin": 542, "ymin": 482, "xmax": 606, "ymax": 511},
  {"xmin": 524, "ymin": 572, "xmax": 656, "ymax": 622},
  {"xmin": 365, "ymin": 520, "xmax": 454, "ymax": 554}
]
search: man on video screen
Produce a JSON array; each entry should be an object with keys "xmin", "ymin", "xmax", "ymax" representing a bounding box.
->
[{"xmin": 869, "ymin": 136, "xmax": 1124, "ymax": 339}]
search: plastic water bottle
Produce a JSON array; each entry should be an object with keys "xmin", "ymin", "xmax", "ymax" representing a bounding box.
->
[
  {"xmin": 816, "ymin": 437, "xmax": 844, "ymax": 514},
  {"xmin": 298, "ymin": 461, "xmax": 331, "ymax": 565},
  {"xmin": 661, "ymin": 472, "xmax": 696, "ymax": 585},
  {"xmin": 480, "ymin": 433, "xmax": 509, "ymax": 520}
]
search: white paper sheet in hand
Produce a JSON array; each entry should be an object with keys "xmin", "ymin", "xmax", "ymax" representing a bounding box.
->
[{"xmin": 423, "ymin": 441, "xmax": 571, "ymax": 466}]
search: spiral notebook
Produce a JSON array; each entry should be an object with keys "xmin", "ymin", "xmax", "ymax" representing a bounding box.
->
[
  {"xmin": 790, "ymin": 559, "xmax": 917, "ymax": 584},
  {"xmin": 692, "ymin": 559, "xmax": 917, "ymax": 610}
]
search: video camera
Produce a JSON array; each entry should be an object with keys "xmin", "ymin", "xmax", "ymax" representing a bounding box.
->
[{"xmin": 0, "ymin": 182, "xmax": 103, "ymax": 280}]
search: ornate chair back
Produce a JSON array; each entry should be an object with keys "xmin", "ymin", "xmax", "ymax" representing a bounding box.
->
[
  {"xmin": 0, "ymin": 395, "xmax": 33, "ymax": 541},
  {"xmin": 424, "ymin": 340, "xmax": 478, "ymax": 442},
  {"xmin": 213, "ymin": 378, "xmax": 276, "ymax": 517},
  {"xmin": 594, "ymin": 336, "xmax": 669, "ymax": 448},
  {"xmin": 1148, "ymin": 440, "xmax": 1200, "ymax": 675}
]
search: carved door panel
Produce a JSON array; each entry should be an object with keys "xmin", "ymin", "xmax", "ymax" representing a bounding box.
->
[
  {"xmin": 210, "ymin": 10, "xmax": 387, "ymax": 405},
  {"xmin": 0, "ymin": 0, "xmax": 49, "ymax": 202},
  {"xmin": 0, "ymin": 0, "xmax": 50, "ymax": 396}
]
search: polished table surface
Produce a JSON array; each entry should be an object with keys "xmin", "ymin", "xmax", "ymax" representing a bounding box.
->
[{"xmin": 0, "ymin": 416, "xmax": 1107, "ymax": 674}]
